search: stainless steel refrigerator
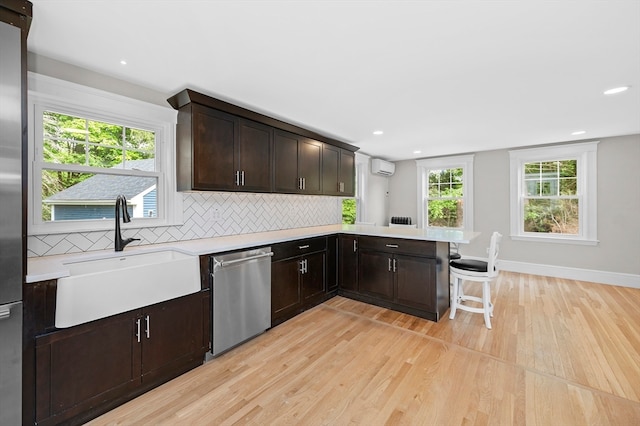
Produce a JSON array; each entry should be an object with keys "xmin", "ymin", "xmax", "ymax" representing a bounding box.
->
[{"xmin": 0, "ymin": 1, "xmax": 29, "ymax": 423}]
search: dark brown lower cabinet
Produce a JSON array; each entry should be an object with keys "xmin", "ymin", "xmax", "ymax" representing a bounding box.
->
[
  {"xmin": 271, "ymin": 237, "xmax": 329, "ymax": 326},
  {"xmin": 339, "ymin": 235, "xmax": 449, "ymax": 322},
  {"xmin": 32, "ymin": 291, "xmax": 209, "ymax": 426},
  {"xmin": 338, "ymin": 235, "xmax": 358, "ymax": 292}
]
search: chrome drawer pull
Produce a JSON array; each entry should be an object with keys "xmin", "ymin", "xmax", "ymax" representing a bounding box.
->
[
  {"xmin": 298, "ymin": 244, "xmax": 310, "ymax": 250},
  {"xmin": 386, "ymin": 244, "xmax": 399, "ymax": 248}
]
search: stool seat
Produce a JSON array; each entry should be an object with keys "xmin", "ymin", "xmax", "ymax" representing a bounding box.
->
[
  {"xmin": 450, "ymin": 258, "xmax": 487, "ymax": 272},
  {"xmin": 449, "ymin": 252, "xmax": 462, "ymax": 260}
]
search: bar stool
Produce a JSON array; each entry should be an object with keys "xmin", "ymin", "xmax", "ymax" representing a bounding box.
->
[{"xmin": 449, "ymin": 231, "xmax": 502, "ymax": 329}]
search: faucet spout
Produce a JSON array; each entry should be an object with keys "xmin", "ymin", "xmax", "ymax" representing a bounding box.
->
[{"xmin": 115, "ymin": 195, "xmax": 140, "ymax": 252}]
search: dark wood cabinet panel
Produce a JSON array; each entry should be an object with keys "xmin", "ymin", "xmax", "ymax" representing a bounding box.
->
[
  {"xmin": 322, "ymin": 144, "xmax": 340, "ymax": 195},
  {"xmin": 299, "ymin": 138, "xmax": 323, "ymax": 194},
  {"xmin": 191, "ymin": 105, "xmax": 237, "ymax": 190},
  {"xmin": 273, "ymin": 130, "xmax": 322, "ymax": 194},
  {"xmin": 141, "ymin": 292, "xmax": 208, "ymax": 379},
  {"xmin": 358, "ymin": 250, "xmax": 394, "ymax": 300},
  {"xmin": 301, "ymin": 251, "xmax": 326, "ymax": 305},
  {"xmin": 273, "ymin": 131, "xmax": 300, "ymax": 193},
  {"xmin": 323, "ymin": 146, "xmax": 355, "ymax": 196},
  {"xmin": 338, "ymin": 235, "xmax": 358, "ymax": 292},
  {"xmin": 35, "ymin": 311, "xmax": 141, "ymax": 424},
  {"xmin": 395, "ymin": 254, "xmax": 437, "ymax": 312},
  {"xmin": 271, "ymin": 257, "xmax": 302, "ymax": 324},
  {"xmin": 237, "ymin": 118, "xmax": 272, "ymax": 192},
  {"xmin": 339, "ymin": 150, "xmax": 355, "ymax": 196}
]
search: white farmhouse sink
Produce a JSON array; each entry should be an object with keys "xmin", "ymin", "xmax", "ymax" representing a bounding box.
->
[{"xmin": 55, "ymin": 249, "xmax": 201, "ymax": 328}]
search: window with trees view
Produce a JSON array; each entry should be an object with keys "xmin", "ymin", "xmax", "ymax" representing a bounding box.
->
[
  {"xmin": 428, "ymin": 167, "xmax": 464, "ymax": 227},
  {"xmin": 29, "ymin": 74, "xmax": 177, "ymax": 235},
  {"xmin": 510, "ymin": 142, "xmax": 598, "ymax": 244},
  {"xmin": 417, "ymin": 155, "xmax": 474, "ymax": 230},
  {"xmin": 40, "ymin": 111, "xmax": 158, "ymax": 222}
]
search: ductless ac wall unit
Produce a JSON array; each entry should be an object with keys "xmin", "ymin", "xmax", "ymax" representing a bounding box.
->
[{"xmin": 371, "ymin": 158, "xmax": 395, "ymax": 176}]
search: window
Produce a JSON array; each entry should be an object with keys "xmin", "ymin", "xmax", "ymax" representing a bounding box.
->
[
  {"xmin": 509, "ymin": 142, "xmax": 598, "ymax": 244},
  {"xmin": 28, "ymin": 73, "xmax": 179, "ymax": 235},
  {"xmin": 416, "ymin": 155, "xmax": 474, "ymax": 230}
]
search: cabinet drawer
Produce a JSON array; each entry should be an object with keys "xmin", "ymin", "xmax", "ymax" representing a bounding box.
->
[
  {"xmin": 271, "ymin": 237, "xmax": 327, "ymax": 261},
  {"xmin": 358, "ymin": 236, "xmax": 435, "ymax": 257}
]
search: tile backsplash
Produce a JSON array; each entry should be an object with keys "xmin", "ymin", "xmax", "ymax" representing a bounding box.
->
[{"xmin": 28, "ymin": 192, "xmax": 343, "ymax": 257}]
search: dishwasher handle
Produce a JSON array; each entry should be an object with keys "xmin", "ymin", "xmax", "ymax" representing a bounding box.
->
[{"xmin": 216, "ymin": 251, "xmax": 274, "ymax": 268}]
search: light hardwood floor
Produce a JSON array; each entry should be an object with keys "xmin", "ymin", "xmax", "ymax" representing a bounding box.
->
[{"xmin": 88, "ymin": 272, "xmax": 640, "ymax": 425}]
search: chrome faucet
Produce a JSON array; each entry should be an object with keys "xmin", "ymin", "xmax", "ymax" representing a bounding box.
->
[{"xmin": 115, "ymin": 194, "xmax": 140, "ymax": 252}]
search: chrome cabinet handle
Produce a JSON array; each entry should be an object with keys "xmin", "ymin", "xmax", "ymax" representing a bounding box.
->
[
  {"xmin": 235, "ymin": 170, "xmax": 240, "ymax": 186},
  {"xmin": 298, "ymin": 244, "xmax": 310, "ymax": 250},
  {"xmin": 339, "ymin": 182, "xmax": 345, "ymax": 192},
  {"xmin": 388, "ymin": 258, "xmax": 392, "ymax": 271},
  {"xmin": 386, "ymin": 244, "xmax": 399, "ymax": 248},
  {"xmin": 393, "ymin": 258, "xmax": 397, "ymax": 272},
  {"xmin": 241, "ymin": 170, "xmax": 245, "ymax": 186},
  {"xmin": 300, "ymin": 259, "xmax": 307, "ymax": 274},
  {"xmin": 353, "ymin": 239, "xmax": 357, "ymax": 252},
  {"xmin": 136, "ymin": 318, "xmax": 141, "ymax": 343},
  {"xmin": 145, "ymin": 315, "xmax": 150, "ymax": 339}
]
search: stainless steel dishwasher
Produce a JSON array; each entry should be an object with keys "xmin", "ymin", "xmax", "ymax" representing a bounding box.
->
[{"xmin": 210, "ymin": 247, "xmax": 273, "ymax": 357}]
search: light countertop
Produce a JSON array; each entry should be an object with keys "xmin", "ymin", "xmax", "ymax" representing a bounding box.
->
[{"xmin": 27, "ymin": 224, "xmax": 480, "ymax": 283}]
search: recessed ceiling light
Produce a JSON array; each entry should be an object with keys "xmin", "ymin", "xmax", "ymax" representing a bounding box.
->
[
  {"xmin": 373, "ymin": 130, "xmax": 383, "ymax": 135},
  {"xmin": 571, "ymin": 130, "xmax": 586, "ymax": 135},
  {"xmin": 120, "ymin": 59, "xmax": 127, "ymax": 65},
  {"xmin": 413, "ymin": 150, "xmax": 422, "ymax": 154},
  {"xmin": 603, "ymin": 86, "xmax": 629, "ymax": 95}
]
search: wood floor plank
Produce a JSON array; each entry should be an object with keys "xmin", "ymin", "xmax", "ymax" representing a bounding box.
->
[{"xmin": 88, "ymin": 273, "xmax": 640, "ymax": 425}]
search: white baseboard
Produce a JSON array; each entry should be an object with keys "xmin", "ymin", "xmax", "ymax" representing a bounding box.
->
[{"xmin": 463, "ymin": 257, "xmax": 640, "ymax": 289}]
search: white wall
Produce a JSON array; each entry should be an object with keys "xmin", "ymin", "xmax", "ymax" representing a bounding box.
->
[
  {"xmin": 387, "ymin": 160, "xmax": 417, "ymax": 225},
  {"xmin": 387, "ymin": 134, "xmax": 640, "ymax": 279}
]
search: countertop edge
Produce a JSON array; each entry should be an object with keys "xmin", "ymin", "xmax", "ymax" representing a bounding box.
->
[{"xmin": 26, "ymin": 225, "xmax": 480, "ymax": 283}]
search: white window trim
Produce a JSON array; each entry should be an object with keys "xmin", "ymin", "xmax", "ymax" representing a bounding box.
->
[
  {"xmin": 27, "ymin": 73, "xmax": 182, "ymax": 235},
  {"xmin": 416, "ymin": 154, "xmax": 474, "ymax": 230},
  {"xmin": 509, "ymin": 142, "xmax": 598, "ymax": 245}
]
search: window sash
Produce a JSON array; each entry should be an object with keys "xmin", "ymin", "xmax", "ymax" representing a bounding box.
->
[{"xmin": 509, "ymin": 142, "xmax": 598, "ymax": 245}]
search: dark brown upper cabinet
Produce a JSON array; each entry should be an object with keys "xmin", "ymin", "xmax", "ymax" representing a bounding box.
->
[
  {"xmin": 168, "ymin": 89, "xmax": 358, "ymax": 196},
  {"xmin": 175, "ymin": 104, "xmax": 272, "ymax": 192},
  {"xmin": 322, "ymin": 144, "xmax": 355, "ymax": 196},
  {"xmin": 274, "ymin": 130, "xmax": 322, "ymax": 195}
]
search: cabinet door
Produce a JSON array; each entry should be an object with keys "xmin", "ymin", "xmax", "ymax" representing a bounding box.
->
[
  {"xmin": 299, "ymin": 138, "xmax": 323, "ymax": 194},
  {"xmin": 339, "ymin": 149, "xmax": 355, "ymax": 196},
  {"xmin": 271, "ymin": 257, "xmax": 302, "ymax": 325},
  {"xmin": 395, "ymin": 254, "xmax": 436, "ymax": 312},
  {"xmin": 338, "ymin": 235, "xmax": 358, "ymax": 292},
  {"xmin": 238, "ymin": 118, "xmax": 272, "ymax": 192},
  {"xmin": 273, "ymin": 131, "xmax": 300, "ymax": 193},
  {"xmin": 302, "ymin": 251, "xmax": 326, "ymax": 307},
  {"xmin": 322, "ymin": 144, "xmax": 340, "ymax": 195},
  {"xmin": 141, "ymin": 292, "xmax": 207, "ymax": 379},
  {"xmin": 35, "ymin": 311, "xmax": 141, "ymax": 424},
  {"xmin": 192, "ymin": 105, "xmax": 237, "ymax": 190},
  {"xmin": 358, "ymin": 250, "xmax": 394, "ymax": 300}
]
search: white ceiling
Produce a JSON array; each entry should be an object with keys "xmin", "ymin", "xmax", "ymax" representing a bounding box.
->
[{"xmin": 27, "ymin": 0, "xmax": 640, "ymax": 161}]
